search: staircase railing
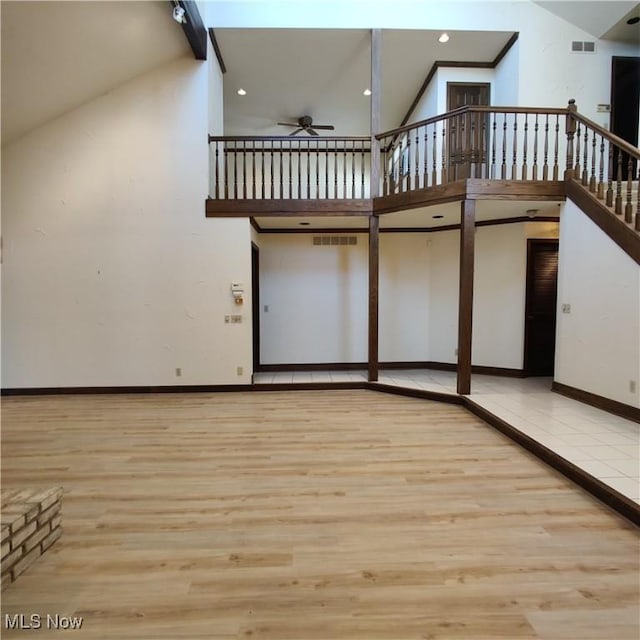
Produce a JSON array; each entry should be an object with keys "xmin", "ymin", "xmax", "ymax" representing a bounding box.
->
[
  {"xmin": 376, "ymin": 105, "xmax": 571, "ymax": 195},
  {"xmin": 568, "ymin": 103, "xmax": 640, "ymax": 231},
  {"xmin": 208, "ymin": 136, "xmax": 371, "ymax": 200}
]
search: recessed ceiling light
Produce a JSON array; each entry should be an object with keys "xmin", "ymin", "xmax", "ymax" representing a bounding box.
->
[
  {"xmin": 627, "ymin": 16, "xmax": 640, "ymax": 24},
  {"xmin": 363, "ymin": 88, "xmax": 372, "ymax": 96},
  {"xmin": 438, "ymin": 33, "xmax": 450, "ymax": 43},
  {"xmin": 433, "ymin": 214, "xmax": 444, "ymax": 219},
  {"xmin": 237, "ymin": 88, "xmax": 247, "ymax": 96}
]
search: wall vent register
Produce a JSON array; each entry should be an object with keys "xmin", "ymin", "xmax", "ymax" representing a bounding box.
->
[
  {"xmin": 571, "ymin": 41, "xmax": 595, "ymax": 53},
  {"xmin": 312, "ymin": 236, "xmax": 358, "ymax": 246}
]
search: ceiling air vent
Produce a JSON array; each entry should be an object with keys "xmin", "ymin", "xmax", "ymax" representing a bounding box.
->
[
  {"xmin": 312, "ymin": 236, "xmax": 358, "ymax": 246},
  {"xmin": 571, "ymin": 41, "xmax": 596, "ymax": 53}
]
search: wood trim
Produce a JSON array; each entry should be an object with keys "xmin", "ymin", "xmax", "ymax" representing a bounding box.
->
[
  {"xmin": 249, "ymin": 217, "xmax": 262, "ymax": 233},
  {"xmin": 552, "ymin": 381, "xmax": 640, "ymax": 424},
  {"xmin": 208, "ymin": 28, "xmax": 227, "ymax": 73},
  {"xmin": 209, "ymin": 135, "xmax": 370, "ymax": 143},
  {"xmin": 492, "ymin": 32, "xmax": 519, "ymax": 67},
  {"xmin": 251, "ymin": 382, "xmax": 368, "ymax": 391},
  {"xmin": 466, "ymin": 179, "xmax": 566, "ymax": 200},
  {"xmin": 373, "ymin": 181, "xmax": 467, "ymax": 214},
  {"xmin": 457, "ymin": 200, "xmax": 475, "ymax": 395},
  {"xmin": 424, "ymin": 362, "xmax": 526, "ymax": 377},
  {"xmin": 398, "ymin": 33, "xmax": 518, "ymax": 128},
  {"xmin": 175, "ymin": 1, "xmax": 207, "ymax": 61},
  {"xmin": 464, "ymin": 399, "xmax": 640, "ymax": 527},
  {"xmin": 368, "ymin": 215, "xmax": 380, "ymax": 381},
  {"xmin": 368, "ymin": 382, "xmax": 465, "ymax": 406},
  {"xmin": 206, "ymin": 199, "xmax": 372, "ymax": 217},
  {"xmin": 256, "ymin": 227, "xmax": 369, "ymax": 234},
  {"xmin": 565, "ymin": 179, "xmax": 640, "ymax": 265},
  {"xmin": 258, "ymin": 363, "xmax": 367, "ymax": 372}
]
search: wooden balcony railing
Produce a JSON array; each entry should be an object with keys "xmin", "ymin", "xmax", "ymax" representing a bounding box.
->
[
  {"xmin": 376, "ymin": 105, "xmax": 571, "ymax": 194},
  {"xmin": 569, "ymin": 106, "xmax": 640, "ymax": 231},
  {"xmin": 208, "ymin": 136, "xmax": 371, "ymax": 199}
]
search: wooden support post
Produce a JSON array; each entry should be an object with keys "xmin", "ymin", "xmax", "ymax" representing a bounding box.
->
[
  {"xmin": 457, "ymin": 200, "xmax": 475, "ymax": 395},
  {"xmin": 368, "ymin": 215, "xmax": 379, "ymax": 382},
  {"xmin": 368, "ymin": 29, "xmax": 382, "ymax": 383},
  {"xmin": 565, "ymin": 98, "xmax": 577, "ymax": 179}
]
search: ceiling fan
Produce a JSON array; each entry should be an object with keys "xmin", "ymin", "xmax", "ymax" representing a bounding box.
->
[{"xmin": 277, "ymin": 115, "xmax": 335, "ymax": 136}]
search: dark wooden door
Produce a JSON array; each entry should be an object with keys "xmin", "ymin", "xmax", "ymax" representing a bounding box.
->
[
  {"xmin": 610, "ymin": 56, "xmax": 639, "ymax": 180},
  {"xmin": 447, "ymin": 83, "xmax": 490, "ymax": 180},
  {"xmin": 251, "ymin": 242, "xmax": 260, "ymax": 372},
  {"xmin": 524, "ymin": 239, "xmax": 559, "ymax": 376}
]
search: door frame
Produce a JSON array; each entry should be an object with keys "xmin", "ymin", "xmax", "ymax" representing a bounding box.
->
[
  {"xmin": 523, "ymin": 238, "xmax": 559, "ymax": 376},
  {"xmin": 251, "ymin": 242, "xmax": 260, "ymax": 375}
]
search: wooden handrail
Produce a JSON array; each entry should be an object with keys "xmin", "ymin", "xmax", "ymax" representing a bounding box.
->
[
  {"xmin": 572, "ymin": 112, "xmax": 640, "ymax": 160},
  {"xmin": 209, "ymin": 135, "xmax": 371, "ymax": 143},
  {"xmin": 376, "ymin": 105, "xmax": 569, "ymax": 140}
]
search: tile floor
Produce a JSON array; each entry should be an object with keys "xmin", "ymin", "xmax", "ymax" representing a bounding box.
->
[{"xmin": 253, "ymin": 369, "xmax": 640, "ymax": 504}]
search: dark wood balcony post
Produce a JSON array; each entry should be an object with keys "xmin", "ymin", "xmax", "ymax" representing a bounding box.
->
[
  {"xmin": 565, "ymin": 98, "xmax": 577, "ymax": 179},
  {"xmin": 368, "ymin": 28, "xmax": 381, "ymax": 382},
  {"xmin": 457, "ymin": 200, "xmax": 475, "ymax": 395}
]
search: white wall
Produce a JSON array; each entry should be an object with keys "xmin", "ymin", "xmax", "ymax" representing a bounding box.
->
[
  {"xmin": 259, "ymin": 234, "xmax": 368, "ymax": 364},
  {"xmin": 555, "ymin": 200, "xmax": 640, "ymax": 407},
  {"xmin": 2, "ymin": 53, "xmax": 253, "ymax": 388}
]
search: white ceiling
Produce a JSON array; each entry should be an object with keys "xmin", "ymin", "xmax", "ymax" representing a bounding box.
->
[
  {"xmin": 216, "ymin": 28, "xmax": 515, "ymax": 136},
  {"xmin": 1, "ymin": 1, "xmax": 190, "ymax": 145},
  {"xmin": 254, "ymin": 200, "xmax": 562, "ymax": 230}
]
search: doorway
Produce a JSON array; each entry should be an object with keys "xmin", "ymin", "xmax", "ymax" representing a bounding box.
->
[
  {"xmin": 251, "ymin": 242, "xmax": 260, "ymax": 373},
  {"xmin": 610, "ymin": 56, "xmax": 640, "ymax": 180},
  {"xmin": 523, "ymin": 239, "xmax": 559, "ymax": 376},
  {"xmin": 447, "ymin": 83, "xmax": 491, "ymax": 180}
]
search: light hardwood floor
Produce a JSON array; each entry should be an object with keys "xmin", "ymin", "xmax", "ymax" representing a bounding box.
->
[{"xmin": 1, "ymin": 390, "xmax": 638, "ymax": 639}]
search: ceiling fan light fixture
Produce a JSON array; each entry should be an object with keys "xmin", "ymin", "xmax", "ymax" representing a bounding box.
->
[
  {"xmin": 438, "ymin": 32, "xmax": 450, "ymax": 43},
  {"xmin": 363, "ymin": 88, "xmax": 372, "ymax": 96},
  {"xmin": 172, "ymin": 3, "xmax": 186, "ymax": 24},
  {"xmin": 237, "ymin": 88, "xmax": 247, "ymax": 96}
]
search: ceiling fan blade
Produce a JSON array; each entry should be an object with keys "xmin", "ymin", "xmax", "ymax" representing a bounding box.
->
[
  {"xmin": 307, "ymin": 128, "xmax": 320, "ymax": 136},
  {"xmin": 311, "ymin": 125, "xmax": 335, "ymax": 130},
  {"xmin": 277, "ymin": 122, "xmax": 297, "ymax": 127},
  {"xmin": 288, "ymin": 128, "xmax": 304, "ymax": 136}
]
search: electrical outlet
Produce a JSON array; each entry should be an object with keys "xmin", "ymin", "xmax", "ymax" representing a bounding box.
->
[
  {"xmin": 237, "ymin": 366, "xmax": 243, "ymax": 376},
  {"xmin": 630, "ymin": 380, "xmax": 637, "ymax": 393},
  {"xmin": 224, "ymin": 315, "xmax": 230, "ymax": 323},
  {"xmin": 562, "ymin": 303, "xmax": 571, "ymax": 314},
  {"xmin": 264, "ymin": 305, "xmax": 269, "ymax": 313},
  {"xmin": 231, "ymin": 315, "xmax": 242, "ymax": 323},
  {"xmin": 175, "ymin": 367, "xmax": 182, "ymax": 377}
]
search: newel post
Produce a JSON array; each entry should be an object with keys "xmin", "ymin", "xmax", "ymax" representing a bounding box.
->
[{"xmin": 565, "ymin": 98, "xmax": 578, "ymax": 179}]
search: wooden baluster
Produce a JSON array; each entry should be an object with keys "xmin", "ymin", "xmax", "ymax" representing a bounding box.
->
[
  {"xmin": 544, "ymin": 117, "xmax": 550, "ymax": 180},
  {"xmin": 625, "ymin": 156, "xmax": 634, "ymax": 223},
  {"xmin": 614, "ymin": 147, "xmax": 622, "ymax": 215},
  {"xmin": 382, "ymin": 138, "xmax": 388, "ymax": 196},
  {"xmin": 432, "ymin": 127, "xmax": 437, "ymax": 187},
  {"xmin": 511, "ymin": 116, "xmax": 518, "ymax": 180},
  {"xmin": 406, "ymin": 133, "xmax": 412, "ymax": 190},
  {"xmin": 260, "ymin": 142, "xmax": 265, "ymax": 199},
  {"xmin": 351, "ymin": 140, "xmax": 356, "ymax": 198},
  {"xmin": 342, "ymin": 140, "xmax": 347, "ymax": 198},
  {"xmin": 469, "ymin": 114, "xmax": 476, "ymax": 178},
  {"xmin": 565, "ymin": 100, "xmax": 577, "ymax": 180},
  {"xmin": 480, "ymin": 113, "xmax": 488, "ymax": 179},
  {"xmin": 442, "ymin": 124, "xmax": 448, "ymax": 184},
  {"xmin": 589, "ymin": 132, "xmax": 597, "ymax": 192},
  {"xmin": 501, "ymin": 115, "xmax": 507, "ymax": 179},
  {"xmin": 270, "ymin": 143, "xmax": 274, "ymax": 199},
  {"xmin": 214, "ymin": 141, "xmax": 220, "ymax": 199},
  {"xmin": 361, "ymin": 140, "xmax": 366, "ymax": 198},
  {"xmin": 224, "ymin": 146, "xmax": 229, "ymax": 199},
  {"xmin": 423, "ymin": 126, "xmax": 428, "ymax": 188},
  {"xmin": 279, "ymin": 145, "xmax": 283, "ymax": 198},
  {"xmin": 574, "ymin": 122, "xmax": 581, "ymax": 178},
  {"xmin": 582, "ymin": 125, "xmax": 589, "ymax": 186},
  {"xmin": 304, "ymin": 141, "xmax": 309, "ymax": 199},
  {"xmin": 597, "ymin": 136, "xmax": 605, "ymax": 200},
  {"xmin": 298, "ymin": 140, "xmax": 302, "ymax": 199},
  {"xmin": 334, "ymin": 141, "xmax": 340, "ymax": 197},
  {"xmin": 316, "ymin": 144, "xmax": 320, "ymax": 199},
  {"xmin": 242, "ymin": 140, "xmax": 247, "ymax": 198},
  {"xmin": 415, "ymin": 127, "xmax": 420, "ymax": 189},
  {"xmin": 532, "ymin": 115, "xmax": 539, "ymax": 181},
  {"xmin": 288, "ymin": 141, "xmax": 293, "ymax": 198},
  {"xmin": 605, "ymin": 143, "xmax": 614, "ymax": 206},
  {"xmin": 553, "ymin": 115, "xmax": 559, "ymax": 181},
  {"xmin": 251, "ymin": 142, "xmax": 257, "ymax": 200},
  {"xmin": 233, "ymin": 146, "xmax": 238, "ymax": 199},
  {"xmin": 325, "ymin": 140, "xmax": 329, "ymax": 198},
  {"xmin": 522, "ymin": 114, "xmax": 528, "ymax": 180},
  {"xmin": 490, "ymin": 114, "xmax": 497, "ymax": 179}
]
